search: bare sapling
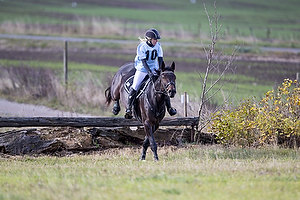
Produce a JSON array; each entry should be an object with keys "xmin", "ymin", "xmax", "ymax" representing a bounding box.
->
[{"xmin": 197, "ymin": 2, "xmax": 239, "ymax": 140}]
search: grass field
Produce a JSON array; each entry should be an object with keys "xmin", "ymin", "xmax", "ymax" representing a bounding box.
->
[
  {"xmin": 0, "ymin": 0, "xmax": 299, "ymax": 47},
  {"xmin": 1, "ymin": 146, "xmax": 299, "ymax": 200}
]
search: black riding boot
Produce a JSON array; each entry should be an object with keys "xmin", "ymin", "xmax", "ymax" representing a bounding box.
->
[
  {"xmin": 124, "ymin": 88, "xmax": 137, "ymax": 119},
  {"xmin": 165, "ymin": 96, "xmax": 177, "ymax": 116}
]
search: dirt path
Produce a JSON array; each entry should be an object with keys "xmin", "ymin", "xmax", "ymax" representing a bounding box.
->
[{"xmin": 0, "ymin": 98, "xmax": 92, "ymax": 117}]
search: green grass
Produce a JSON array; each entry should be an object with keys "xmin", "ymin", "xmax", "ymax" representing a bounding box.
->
[
  {"xmin": 0, "ymin": 59, "xmax": 118, "ymax": 72},
  {"xmin": 0, "ymin": 146, "xmax": 299, "ymax": 200},
  {"xmin": 0, "ymin": 0, "xmax": 299, "ymax": 46},
  {"xmin": 175, "ymin": 69, "xmax": 274, "ymax": 105}
]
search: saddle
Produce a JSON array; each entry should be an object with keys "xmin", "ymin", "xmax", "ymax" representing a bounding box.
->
[
  {"xmin": 124, "ymin": 75, "xmax": 152, "ymax": 122},
  {"xmin": 124, "ymin": 75, "xmax": 151, "ymax": 99}
]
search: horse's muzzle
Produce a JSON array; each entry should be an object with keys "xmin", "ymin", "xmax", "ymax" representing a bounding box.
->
[
  {"xmin": 165, "ymin": 81, "xmax": 176, "ymax": 98},
  {"xmin": 168, "ymin": 89, "xmax": 176, "ymax": 98}
]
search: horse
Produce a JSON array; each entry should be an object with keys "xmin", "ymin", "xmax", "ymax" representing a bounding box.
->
[{"xmin": 105, "ymin": 61, "xmax": 176, "ymax": 161}]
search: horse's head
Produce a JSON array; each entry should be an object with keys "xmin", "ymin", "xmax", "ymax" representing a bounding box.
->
[{"xmin": 160, "ymin": 61, "xmax": 176, "ymax": 98}]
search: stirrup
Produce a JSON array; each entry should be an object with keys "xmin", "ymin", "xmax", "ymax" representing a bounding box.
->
[
  {"xmin": 168, "ymin": 107, "xmax": 177, "ymax": 116},
  {"xmin": 124, "ymin": 108, "xmax": 133, "ymax": 119}
]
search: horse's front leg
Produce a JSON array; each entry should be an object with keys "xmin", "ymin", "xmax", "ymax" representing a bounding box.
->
[
  {"xmin": 140, "ymin": 136, "xmax": 149, "ymax": 161},
  {"xmin": 144, "ymin": 121, "xmax": 158, "ymax": 161}
]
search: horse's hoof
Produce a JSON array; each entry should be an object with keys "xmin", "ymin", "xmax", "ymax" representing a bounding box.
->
[
  {"xmin": 112, "ymin": 106, "xmax": 120, "ymax": 115},
  {"xmin": 124, "ymin": 112, "xmax": 133, "ymax": 119},
  {"xmin": 140, "ymin": 155, "xmax": 146, "ymax": 161},
  {"xmin": 168, "ymin": 107, "xmax": 177, "ymax": 116},
  {"xmin": 154, "ymin": 157, "xmax": 159, "ymax": 162}
]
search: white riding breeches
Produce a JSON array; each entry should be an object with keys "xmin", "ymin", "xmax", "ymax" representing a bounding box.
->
[{"xmin": 131, "ymin": 70, "xmax": 147, "ymax": 91}]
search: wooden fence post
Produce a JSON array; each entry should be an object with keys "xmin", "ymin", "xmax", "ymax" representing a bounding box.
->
[
  {"xmin": 181, "ymin": 92, "xmax": 195, "ymax": 142},
  {"xmin": 64, "ymin": 40, "xmax": 68, "ymax": 86},
  {"xmin": 181, "ymin": 92, "xmax": 188, "ymax": 117},
  {"xmin": 184, "ymin": 92, "xmax": 188, "ymax": 117}
]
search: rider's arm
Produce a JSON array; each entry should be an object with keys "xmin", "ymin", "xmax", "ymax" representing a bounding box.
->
[
  {"xmin": 158, "ymin": 57, "xmax": 163, "ymax": 70},
  {"xmin": 142, "ymin": 58, "xmax": 152, "ymax": 74},
  {"xmin": 142, "ymin": 58, "xmax": 155, "ymax": 81}
]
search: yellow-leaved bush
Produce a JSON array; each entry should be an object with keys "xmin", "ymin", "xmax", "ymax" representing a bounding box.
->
[{"xmin": 209, "ymin": 79, "xmax": 300, "ymax": 147}]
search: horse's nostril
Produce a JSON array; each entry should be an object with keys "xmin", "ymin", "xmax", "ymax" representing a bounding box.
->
[{"xmin": 169, "ymin": 90, "xmax": 176, "ymax": 98}]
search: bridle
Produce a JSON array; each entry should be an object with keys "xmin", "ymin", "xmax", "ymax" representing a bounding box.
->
[
  {"xmin": 155, "ymin": 70, "xmax": 176, "ymax": 95},
  {"xmin": 141, "ymin": 69, "xmax": 176, "ymax": 118}
]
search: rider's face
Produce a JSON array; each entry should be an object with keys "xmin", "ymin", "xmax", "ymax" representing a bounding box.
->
[{"xmin": 151, "ymin": 39, "xmax": 158, "ymax": 46}]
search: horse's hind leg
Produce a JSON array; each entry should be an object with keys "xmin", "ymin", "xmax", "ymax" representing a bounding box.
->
[
  {"xmin": 112, "ymin": 100, "xmax": 120, "ymax": 115},
  {"xmin": 140, "ymin": 136, "xmax": 150, "ymax": 161}
]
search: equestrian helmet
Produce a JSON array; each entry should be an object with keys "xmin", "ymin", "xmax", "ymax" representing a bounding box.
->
[{"xmin": 145, "ymin": 29, "xmax": 161, "ymax": 40}]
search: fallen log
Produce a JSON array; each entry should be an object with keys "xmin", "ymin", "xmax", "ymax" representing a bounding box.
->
[
  {"xmin": 0, "ymin": 117, "xmax": 204, "ymax": 155},
  {"xmin": 0, "ymin": 117, "xmax": 199, "ymax": 127},
  {"xmin": 0, "ymin": 129, "xmax": 63, "ymax": 155},
  {"xmin": 0, "ymin": 127, "xmax": 201, "ymax": 155}
]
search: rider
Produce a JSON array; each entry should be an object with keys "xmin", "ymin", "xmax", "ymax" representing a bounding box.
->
[{"xmin": 124, "ymin": 28, "xmax": 177, "ymax": 119}]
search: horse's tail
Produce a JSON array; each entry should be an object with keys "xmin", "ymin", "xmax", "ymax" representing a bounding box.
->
[{"xmin": 105, "ymin": 87, "xmax": 112, "ymax": 106}]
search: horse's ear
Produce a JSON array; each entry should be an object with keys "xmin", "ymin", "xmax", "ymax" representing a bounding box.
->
[
  {"xmin": 161, "ymin": 61, "xmax": 165, "ymax": 71},
  {"xmin": 171, "ymin": 62, "xmax": 175, "ymax": 71}
]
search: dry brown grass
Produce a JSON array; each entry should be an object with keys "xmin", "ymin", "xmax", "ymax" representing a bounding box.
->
[{"xmin": 0, "ymin": 66, "xmax": 110, "ymax": 116}]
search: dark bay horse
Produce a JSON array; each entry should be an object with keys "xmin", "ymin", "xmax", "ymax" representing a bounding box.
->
[{"xmin": 105, "ymin": 61, "xmax": 176, "ymax": 161}]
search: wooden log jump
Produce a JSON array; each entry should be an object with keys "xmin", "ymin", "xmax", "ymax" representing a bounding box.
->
[
  {"xmin": 0, "ymin": 117, "xmax": 199, "ymax": 142},
  {"xmin": 0, "ymin": 117, "xmax": 199, "ymax": 128}
]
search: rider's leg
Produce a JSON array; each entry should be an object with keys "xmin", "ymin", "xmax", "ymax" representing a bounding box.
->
[
  {"xmin": 132, "ymin": 70, "xmax": 148, "ymax": 91},
  {"xmin": 124, "ymin": 88, "xmax": 137, "ymax": 119},
  {"xmin": 165, "ymin": 96, "xmax": 177, "ymax": 116},
  {"xmin": 124, "ymin": 70, "xmax": 147, "ymax": 119}
]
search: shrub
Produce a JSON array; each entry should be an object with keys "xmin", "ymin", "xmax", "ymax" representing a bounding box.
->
[{"xmin": 209, "ymin": 79, "xmax": 300, "ymax": 147}]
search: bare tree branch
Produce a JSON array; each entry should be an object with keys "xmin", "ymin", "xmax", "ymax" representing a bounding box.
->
[{"xmin": 196, "ymin": 1, "xmax": 240, "ymax": 140}]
